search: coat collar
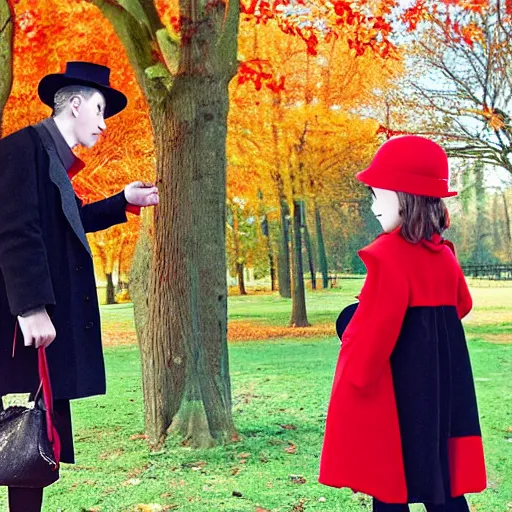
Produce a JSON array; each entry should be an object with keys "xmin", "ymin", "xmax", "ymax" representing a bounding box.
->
[{"xmin": 32, "ymin": 123, "xmax": 92, "ymax": 258}]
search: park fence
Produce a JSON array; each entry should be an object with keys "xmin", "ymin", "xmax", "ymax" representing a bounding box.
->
[{"xmin": 461, "ymin": 264, "xmax": 512, "ymax": 281}]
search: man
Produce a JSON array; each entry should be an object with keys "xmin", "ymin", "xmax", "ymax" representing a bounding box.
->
[{"xmin": 0, "ymin": 61, "xmax": 158, "ymax": 511}]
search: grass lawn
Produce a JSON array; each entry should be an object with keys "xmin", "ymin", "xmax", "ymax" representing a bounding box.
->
[{"xmin": 1, "ymin": 282, "xmax": 510, "ymax": 511}]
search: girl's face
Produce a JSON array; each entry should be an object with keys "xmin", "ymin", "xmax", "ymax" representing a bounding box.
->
[{"xmin": 370, "ymin": 187, "xmax": 402, "ymax": 233}]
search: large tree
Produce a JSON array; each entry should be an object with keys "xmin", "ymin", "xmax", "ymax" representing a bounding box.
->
[{"xmin": 79, "ymin": 0, "xmax": 240, "ymax": 448}]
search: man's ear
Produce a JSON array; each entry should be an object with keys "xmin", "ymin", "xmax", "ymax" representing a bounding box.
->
[{"xmin": 70, "ymin": 95, "xmax": 82, "ymax": 118}]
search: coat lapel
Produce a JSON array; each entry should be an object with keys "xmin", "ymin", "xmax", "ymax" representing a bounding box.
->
[{"xmin": 32, "ymin": 124, "xmax": 92, "ymax": 257}]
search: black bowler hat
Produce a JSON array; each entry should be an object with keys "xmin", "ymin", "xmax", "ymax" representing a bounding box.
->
[{"xmin": 38, "ymin": 61, "xmax": 128, "ymax": 119}]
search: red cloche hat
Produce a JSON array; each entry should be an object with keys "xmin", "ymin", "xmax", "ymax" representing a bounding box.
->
[{"xmin": 356, "ymin": 135, "xmax": 458, "ymax": 198}]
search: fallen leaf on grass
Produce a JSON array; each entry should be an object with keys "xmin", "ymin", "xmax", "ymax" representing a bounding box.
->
[
  {"xmin": 130, "ymin": 433, "xmax": 148, "ymax": 441},
  {"xmin": 133, "ymin": 505, "xmax": 164, "ymax": 512},
  {"xmin": 268, "ymin": 438, "xmax": 284, "ymax": 446},
  {"xmin": 289, "ymin": 475, "xmax": 306, "ymax": 484},
  {"xmin": 256, "ymin": 508, "xmax": 271, "ymax": 512},
  {"xmin": 231, "ymin": 467, "xmax": 241, "ymax": 476},
  {"xmin": 100, "ymin": 448, "xmax": 124, "ymax": 460},
  {"xmin": 290, "ymin": 498, "xmax": 306, "ymax": 511},
  {"xmin": 181, "ymin": 460, "xmax": 207, "ymax": 470},
  {"xmin": 280, "ymin": 424, "xmax": 297, "ymax": 430},
  {"xmin": 285, "ymin": 442, "xmax": 297, "ymax": 454},
  {"xmin": 238, "ymin": 452, "xmax": 251, "ymax": 458},
  {"xmin": 127, "ymin": 478, "xmax": 142, "ymax": 486}
]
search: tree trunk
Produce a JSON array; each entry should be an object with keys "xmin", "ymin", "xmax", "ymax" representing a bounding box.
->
[
  {"xmin": 267, "ymin": 235, "xmax": 276, "ymax": 292},
  {"xmin": 262, "ymin": 216, "xmax": 276, "ymax": 291},
  {"xmin": 90, "ymin": 0, "xmax": 239, "ymax": 448},
  {"xmin": 105, "ymin": 272, "xmax": 116, "ymax": 304},
  {"xmin": 471, "ymin": 161, "xmax": 487, "ymax": 263},
  {"xmin": 236, "ymin": 262, "xmax": 247, "ymax": 295},
  {"xmin": 302, "ymin": 201, "xmax": 316, "ymax": 290},
  {"xmin": 315, "ymin": 202, "xmax": 329, "ymax": 289},
  {"xmin": 503, "ymin": 192, "xmax": 512, "ymax": 260},
  {"xmin": 278, "ymin": 193, "xmax": 292, "ymax": 298},
  {"xmin": 232, "ymin": 205, "xmax": 247, "ymax": 295},
  {"xmin": 258, "ymin": 192, "xmax": 277, "ymax": 292},
  {"xmin": 141, "ymin": 77, "xmax": 236, "ymax": 448},
  {"xmin": 290, "ymin": 200, "xmax": 310, "ymax": 327},
  {"xmin": 0, "ymin": 0, "xmax": 13, "ymax": 138}
]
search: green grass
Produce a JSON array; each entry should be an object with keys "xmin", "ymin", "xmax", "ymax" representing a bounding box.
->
[{"xmin": 0, "ymin": 284, "xmax": 510, "ymax": 511}]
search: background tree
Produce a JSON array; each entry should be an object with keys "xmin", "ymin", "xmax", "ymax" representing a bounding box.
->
[{"xmin": 398, "ymin": 1, "xmax": 512, "ymax": 173}]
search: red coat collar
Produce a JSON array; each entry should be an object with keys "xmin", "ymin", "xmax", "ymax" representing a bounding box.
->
[{"xmin": 67, "ymin": 157, "xmax": 86, "ymax": 180}]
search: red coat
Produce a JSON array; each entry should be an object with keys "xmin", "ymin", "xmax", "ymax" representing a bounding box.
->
[{"xmin": 319, "ymin": 229, "xmax": 486, "ymax": 504}]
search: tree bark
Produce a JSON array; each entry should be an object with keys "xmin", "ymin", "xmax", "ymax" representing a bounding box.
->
[
  {"xmin": 0, "ymin": 0, "xmax": 13, "ymax": 138},
  {"xmin": 231, "ymin": 205, "xmax": 247, "ymax": 295},
  {"xmin": 503, "ymin": 192, "xmax": 512, "ymax": 260},
  {"xmin": 91, "ymin": 0, "xmax": 240, "ymax": 448},
  {"xmin": 277, "ymin": 185, "xmax": 291, "ymax": 298},
  {"xmin": 236, "ymin": 262, "xmax": 247, "ymax": 295},
  {"xmin": 302, "ymin": 202, "xmax": 316, "ymax": 290},
  {"xmin": 261, "ymin": 216, "xmax": 276, "ymax": 291},
  {"xmin": 147, "ymin": 76, "xmax": 236, "ymax": 448},
  {"xmin": 258, "ymin": 192, "xmax": 277, "ymax": 292},
  {"xmin": 315, "ymin": 202, "xmax": 329, "ymax": 289},
  {"xmin": 105, "ymin": 272, "xmax": 116, "ymax": 304},
  {"xmin": 290, "ymin": 200, "xmax": 310, "ymax": 327}
]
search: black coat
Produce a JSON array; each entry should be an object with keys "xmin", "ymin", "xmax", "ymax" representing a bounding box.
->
[{"xmin": 0, "ymin": 126, "xmax": 129, "ymax": 400}]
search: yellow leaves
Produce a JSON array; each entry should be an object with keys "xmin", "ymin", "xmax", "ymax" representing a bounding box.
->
[
  {"xmin": 227, "ymin": 320, "xmax": 334, "ymax": 341},
  {"xmin": 482, "ymin": 106, "xmax": 506, "ymax": 131},
  {"xmin": 133, "ymin": 505, "xmax": 166, "ymax": 512},
  {"xmin": 460, "ymin": 22, "xmax": 485, "ymax": 46}
]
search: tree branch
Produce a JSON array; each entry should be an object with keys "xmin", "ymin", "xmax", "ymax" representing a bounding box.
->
[
  {"xmin": 216, "ymin": 0, "xmax": 240, "ymax": 77},
  {"xmin": 84, "ymin": 0, "xmax": 173, "ymax": 98}
]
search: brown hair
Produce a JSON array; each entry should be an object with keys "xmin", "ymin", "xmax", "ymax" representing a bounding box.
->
[{"xmin": 397, "ymin": 192, "xmax": 448, "ymax": 244}]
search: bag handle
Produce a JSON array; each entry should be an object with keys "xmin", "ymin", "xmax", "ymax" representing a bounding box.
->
[
  {"xmin": 12, "ymin": 321, "xmax": 61, "ymax": 469},
  {"xmin": 38, "ymin": 348, "xmax": 61, "ymax": 468}
]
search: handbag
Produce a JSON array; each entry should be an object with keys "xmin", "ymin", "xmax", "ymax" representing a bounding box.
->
[{"xmin": 0, "ymin": 325, "xmax": 61, "ymax": 488}]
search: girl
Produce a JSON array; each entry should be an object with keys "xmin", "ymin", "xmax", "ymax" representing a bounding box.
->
[{"xmin": 319, "ymin": 136, "xmax": 486, "ymax": 511}]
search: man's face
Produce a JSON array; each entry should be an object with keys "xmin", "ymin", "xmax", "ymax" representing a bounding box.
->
[
  {"xmin": 370, "ymin": 187, "xmax": 402, "ymax": 233},
  {"xmin": 73, "ymin": 91, "xmax": 106, "ymax": 148}
]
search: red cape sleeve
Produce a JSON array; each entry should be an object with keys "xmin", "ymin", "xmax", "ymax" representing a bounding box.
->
[
  {"xmin": 444, "ymin": 239, "xmax": 472, "ymax": 320},
  {"xmin": 341, "ymin": 248, "xmax": 409, "ymax": 391},
  {"xmin": 456, "ymin": 265, "xmax": 472, "ymax": 319}
]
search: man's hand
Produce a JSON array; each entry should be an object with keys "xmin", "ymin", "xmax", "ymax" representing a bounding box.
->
[
  {"xmin": 17, "ymin": 309, "xmax": 56, "ymax": 349},
  {"xmin": 124, "ymin": 181, "xmax": 159, "ymax": 207}
]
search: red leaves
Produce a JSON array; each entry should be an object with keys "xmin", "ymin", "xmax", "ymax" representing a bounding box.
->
[
  {"xmin": 403, "ymin": 0, "xmax": 489, "ymax": 48},
  {"xmin": 442, "ymin": 0, "xmax": 488, "ymax": 12},
  {"xmin": 241, "ymin": 0, "xmax": 397, "ymax": 59},
  {"xmin": 237, "ymin": 59, "xmax": 286, "ymax": 93}
]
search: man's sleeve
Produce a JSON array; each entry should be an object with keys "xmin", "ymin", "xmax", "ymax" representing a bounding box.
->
[
  {"xmin": 341, "ymin": 249, "xmax": 409, "ymax": 391},
  {"xmin": 76, "ymin": 191, "xmax": 140, "ymax": 233},
  {"xmin": 0, "ymin": 132, "xmax": 56, "ymax": 316}
]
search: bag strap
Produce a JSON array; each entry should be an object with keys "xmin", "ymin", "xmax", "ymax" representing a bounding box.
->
[
  {"xmin": 11, "ymin": 322, "xmax": 61, "ymax": 468},
  {"xmin": 37, "ymin": 347, "xmax": 61, "ymax": 469}
]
